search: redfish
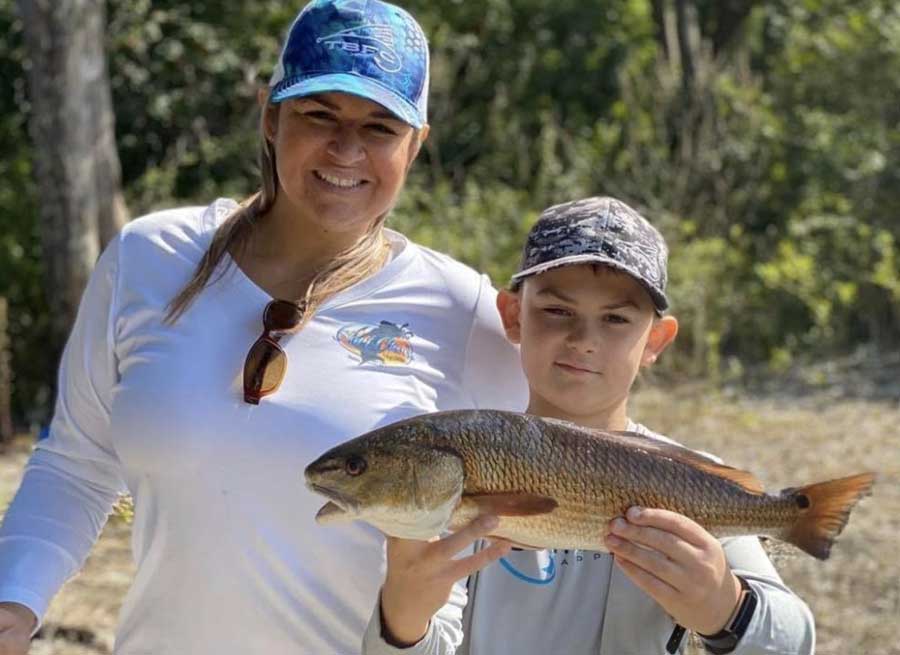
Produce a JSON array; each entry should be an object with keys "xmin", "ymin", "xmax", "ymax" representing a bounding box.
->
[{"xmin": 304, "ymin": 410, "xmax": 874, "ymax": 559}]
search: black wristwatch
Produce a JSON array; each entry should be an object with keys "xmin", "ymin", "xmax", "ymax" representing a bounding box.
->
[{"xmin": 699, "ymin": 576, "xmax": 758, "ymax": 655}]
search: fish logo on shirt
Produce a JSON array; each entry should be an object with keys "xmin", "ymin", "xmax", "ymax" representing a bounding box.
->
[
  {"xmin": 499, "ymin": 549, "xmax": 612, "ymax": 585},
  {"xmin": 336, "ymin": 321, "xmax": 414, "ymax": 365},
  {"xmin": 499, "ymin": 549, "xmax": 557, "ymax": 585}
]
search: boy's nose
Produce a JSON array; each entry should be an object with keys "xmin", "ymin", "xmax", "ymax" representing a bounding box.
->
[{"xmin": 565, "ymin": 326, "xmax": 598, "ymax": 353}]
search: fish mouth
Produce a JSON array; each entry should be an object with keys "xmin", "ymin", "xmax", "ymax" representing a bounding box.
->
[
  {"xmin": 306, "ymin": 482, "xmax": 360, "ymax": 514},
  {"xmin": 315, "ymin": 501, "xmax": 351, "ymax": 524}
]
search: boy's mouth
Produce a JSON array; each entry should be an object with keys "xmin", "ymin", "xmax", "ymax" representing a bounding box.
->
[{"xmin": 555, "ymin": 361, "xmax": 601, "ymax": 375}]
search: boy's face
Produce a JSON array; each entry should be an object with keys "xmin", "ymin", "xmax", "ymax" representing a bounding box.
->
[{"xmin": 498, "ymin": 264, "xmax": 677, "ymax": 429}]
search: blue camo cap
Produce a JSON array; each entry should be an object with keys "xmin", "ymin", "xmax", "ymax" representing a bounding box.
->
[{"xmin": 268, "ymin": 0, "xmax": 429, "ymax": 128}]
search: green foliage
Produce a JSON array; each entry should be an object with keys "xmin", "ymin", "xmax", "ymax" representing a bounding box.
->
[
  {"xmin": 106, "ymin": 0, "xmax": 294, "ymax": 206},
  {"xmin": 1, "ymin": 0, "xmax": 898, "ymax": 423},
  {"xmin": 393, "ymin": 176, "xmax": 537, "ymax": 286}
]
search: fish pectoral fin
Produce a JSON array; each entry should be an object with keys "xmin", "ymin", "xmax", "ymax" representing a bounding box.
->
[
  {"xmin": 315, "ymin": 501, "xmax": 351, "ymax": 525},
  {"xmin": 463, "ymin": 493, "xmax": 559, "ymax": 517}
]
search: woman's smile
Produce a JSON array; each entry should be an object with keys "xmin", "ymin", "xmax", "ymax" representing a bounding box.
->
[{"xmin": 312, "ymin": 169, "xmax": 368, "ymax": 191}]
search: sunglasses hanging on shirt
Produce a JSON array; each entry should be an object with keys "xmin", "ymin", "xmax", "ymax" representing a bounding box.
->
[{"xmin": 243, "ymin": 299, "xmax": 304, "ymax": 404}]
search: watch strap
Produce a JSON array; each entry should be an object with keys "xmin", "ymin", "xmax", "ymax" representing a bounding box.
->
[{"xmin": 700, "ymin": 576, "xmax": 758, "ymax": 655}]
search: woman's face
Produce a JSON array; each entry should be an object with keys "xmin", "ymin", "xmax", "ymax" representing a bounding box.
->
[{"xmin": 265, "ymin": 92, "xmax": 427, "ymax": 237}]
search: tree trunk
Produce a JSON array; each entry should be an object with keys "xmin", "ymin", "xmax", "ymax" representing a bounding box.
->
[
  {"xmin": 712, "ymin": 0, "xmax": 760, "ymax": 57},
  {"xmin": 651, "ymin": 0, "xmax": 670, "ymax": 61},
  {"xmin": 674, "ymin": 0, "xmax": 700, "ymax": 94},
  {"xmin": 0, "ymin": 298, "xmax": 12, "ymax": 444},
  {"xmin": 15, "ymin": 0, "xmax": 128, "ymax": 354}
]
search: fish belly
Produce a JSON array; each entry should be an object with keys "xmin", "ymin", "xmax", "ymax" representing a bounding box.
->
[{"xmin": 492, "ymin": 510, "xmax": 614, "ymax": 551}]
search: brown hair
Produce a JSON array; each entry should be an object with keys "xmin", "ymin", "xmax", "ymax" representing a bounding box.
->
[{"xmin": 165, "ymin": 101, "xmax": 394, "ymax": 330}]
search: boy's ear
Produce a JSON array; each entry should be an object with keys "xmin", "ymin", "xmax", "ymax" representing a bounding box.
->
[
  {"xmin": 641, "ymin": 315, "xmax": 678, "ymax": 366},
  {"xmin": 496, "ymin": 289, "xmax": 522, "ymax": 344}
]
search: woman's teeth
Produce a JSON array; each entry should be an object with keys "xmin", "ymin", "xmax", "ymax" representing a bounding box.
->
[{"xmin": 315, "ymin": 171, "xmax": 363, "ymax": 188}]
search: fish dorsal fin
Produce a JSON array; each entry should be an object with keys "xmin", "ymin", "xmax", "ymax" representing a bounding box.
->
[
  {"xmin": 607, "ymin": 430, "xmax": 766, "ymax": 495},
  {"xmin": 463, "ymin": 493, "xmax": 559, "ymax": 517}
]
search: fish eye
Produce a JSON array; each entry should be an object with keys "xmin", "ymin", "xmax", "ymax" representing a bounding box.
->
[{"xmin": 345, "ymin": 455, "xmax": 367, "ymax": 477}]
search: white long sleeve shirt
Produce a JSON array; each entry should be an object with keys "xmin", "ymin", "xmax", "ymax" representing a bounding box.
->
[
  {"xmin": 0, "ymin": 199, "xmax": 528, "ymax": 654},
  {"xmin": 362, "ymin": 422, "xmax": 815, "ymax": 655}
]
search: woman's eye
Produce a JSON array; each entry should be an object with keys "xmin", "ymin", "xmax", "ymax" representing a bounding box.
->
[
  {"xmin": 303, "ymin": 111, "xmax": 336, "ymax": 122},
  {"xmin": 367, "ymin": 123, "xmax": 398, "ymax": 135}
]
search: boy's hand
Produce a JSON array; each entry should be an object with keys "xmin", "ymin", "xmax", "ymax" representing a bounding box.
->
[
  {"xmin": 380, "ymin": 516, "xmax": 512, "ymax": 647},
  {"xmin": 603, "ymin": 507, "xmax": 743, "ymax": 636}
]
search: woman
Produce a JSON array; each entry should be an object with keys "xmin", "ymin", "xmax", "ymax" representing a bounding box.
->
[{"xmin": 0, "ymin": 1, "xmax": 526, "ymax": 653}]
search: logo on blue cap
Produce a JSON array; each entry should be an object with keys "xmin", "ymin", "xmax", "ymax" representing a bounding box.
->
[
  {"xmin": 316, "ymin": 24, "xmax": 402, "ymax": 72},
  {"xmin": 269, "ymin": 0, "xmax": 429, "ymax": 127}
]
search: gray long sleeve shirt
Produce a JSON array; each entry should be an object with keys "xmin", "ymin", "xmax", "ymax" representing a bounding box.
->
[{"xmin": 362, "ymin": 422, "xmax": 815, "ymax": 655}]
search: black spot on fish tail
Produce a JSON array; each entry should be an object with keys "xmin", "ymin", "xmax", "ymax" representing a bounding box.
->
[{"xmin": 782, "ymin": 472, "xmax": 875, "ymax": 560}]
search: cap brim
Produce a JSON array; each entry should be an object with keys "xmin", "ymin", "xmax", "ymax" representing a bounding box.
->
[
  {"xmin": 511, "ymin": 254, "xmax": 669, "ymax": 312},
  {"xmin": 269, "ymin": 73, "xmax": 424, "ymax": 128}
]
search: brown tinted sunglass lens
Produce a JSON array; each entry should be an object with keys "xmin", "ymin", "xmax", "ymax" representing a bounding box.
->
[
  {"xmin": 264, "ymin": 300, "xmax": 303, "ymax": 331},
  {"xmin": 243, "ymin": 338, "xmax": 287, "ymax": 402}
]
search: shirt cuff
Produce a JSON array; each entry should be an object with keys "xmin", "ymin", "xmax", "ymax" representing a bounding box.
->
[
  {"xmin": 362, "ymin": 596, "xmax": 440, "ymax": 655},
  {"xmin": 0, "ymin": 587, "xmax": 45, "ymax": 637}
]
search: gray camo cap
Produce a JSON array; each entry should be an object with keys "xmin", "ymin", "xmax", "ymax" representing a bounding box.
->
[{"xmin": 511, "ymin": 196, "xmax": 669, "ymax": 312}]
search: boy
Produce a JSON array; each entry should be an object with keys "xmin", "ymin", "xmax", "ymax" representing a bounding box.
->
[{"xmin": 367, "ymin": 197, "xmax": 815, "ymax": 655}]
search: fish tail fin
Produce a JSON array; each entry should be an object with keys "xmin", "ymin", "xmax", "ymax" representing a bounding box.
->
[{"xmin": 782, "ymin": 472, "xmax": 876, "ymax": 560}]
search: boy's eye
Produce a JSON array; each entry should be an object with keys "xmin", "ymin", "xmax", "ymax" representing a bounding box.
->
[
  {"xmin": 604, "ymin": 313, "xmax": 629, "ymax": 324},
  {"xmin": 543, "ymin": 306, "xmax": 573, "ymax": 317}
]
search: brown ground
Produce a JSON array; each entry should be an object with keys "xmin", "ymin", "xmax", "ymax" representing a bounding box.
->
[{"xmin": 1, "ymin": 386, "xmax": 897, "ymax": 654}]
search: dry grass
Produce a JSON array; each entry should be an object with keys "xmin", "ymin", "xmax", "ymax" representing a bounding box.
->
[{"xmin": 1, "ymin": 386, "xmax": 897, "ymax": 654}]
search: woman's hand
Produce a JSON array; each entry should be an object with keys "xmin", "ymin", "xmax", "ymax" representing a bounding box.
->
[
  {"xmin": 603, "ymin": 507, "xmax": 743, "ymax": 635},
  {"xmin": 0, "ymin": 602, "xmax": 36, "ymax": 655},
  {"xmin": 379, "ymin": 515, "xmax": 512, "ymax": 647}
]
